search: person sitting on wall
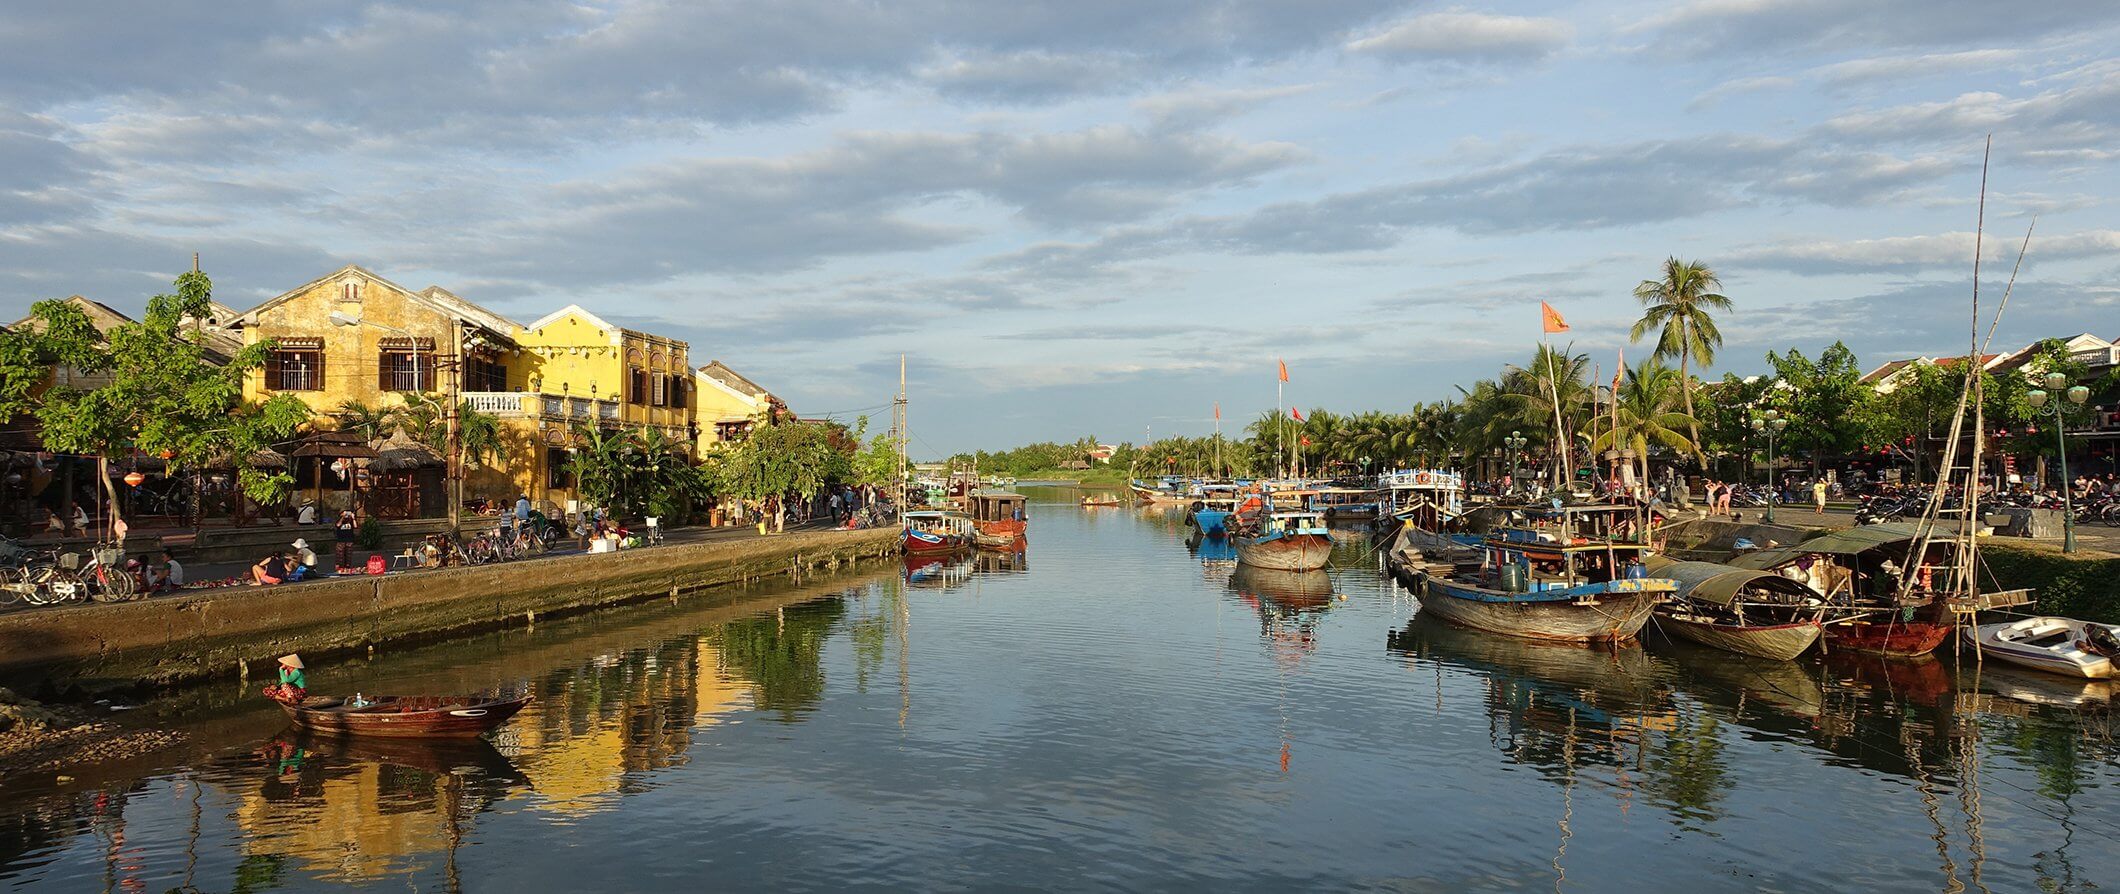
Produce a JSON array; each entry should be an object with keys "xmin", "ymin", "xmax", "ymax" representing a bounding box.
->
[
  {"xmin": 149, "ymin": 549, "xmax": 184, "ymax": 591},
  {"xmin": 251, "ymin": 552, "xmax": 291, "ymax": 586},
  {"xmin": 290, "ymin": 538, "xmax": 319, "ymax": 579}
]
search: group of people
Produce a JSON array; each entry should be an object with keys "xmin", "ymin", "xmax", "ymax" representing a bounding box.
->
[{"xmin": 250, "ymin": 537, "xmax": 321, "ymax": 585}]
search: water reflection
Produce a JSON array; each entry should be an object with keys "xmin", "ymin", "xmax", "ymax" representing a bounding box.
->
[{"xmin": 1228, "ymin": 566, "xmax": 1335, "ymax": 661}]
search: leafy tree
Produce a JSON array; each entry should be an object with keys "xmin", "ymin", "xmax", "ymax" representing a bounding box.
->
[
  {"xmin": 1631, "ymin": 258, "xmax": 1731, "ymax": 465},
  {"xmin": 1591, "ymin": 357, "xmax": 1697, "ymax": 487},
  {"xmin": 1762, "ymin": 342, "xmax": 1869, "ymax": 473},
  {"xmin": 713, "ymin": 418, "xmax": 854, "ymax": 503},
  {"xmin": 1695, "ymin": 373, "xmax": 1775, "ymax": 481},
  {"xmin": 0, "ymin": 270, "xmax": 311, "ymax": 516}
]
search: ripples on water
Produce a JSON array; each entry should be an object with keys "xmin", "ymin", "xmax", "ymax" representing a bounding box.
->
[{"xmin": 2, "ymin": 492, "xmax": 2116, "ymax": 892}]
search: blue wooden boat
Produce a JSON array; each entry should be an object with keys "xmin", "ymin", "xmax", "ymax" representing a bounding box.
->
[
  {"xmin": 1232, "ymin": 510, "xmax": 1335, "ymax": 572},
  {"xmin": 1412, "ymin": 505, "xmax": 1671, "ymax": 643}
]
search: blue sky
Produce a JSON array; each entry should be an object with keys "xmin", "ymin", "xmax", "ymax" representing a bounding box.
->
[{"xmin": 2, "ymin": 1, "xmax": 2116, "ymax": 454}]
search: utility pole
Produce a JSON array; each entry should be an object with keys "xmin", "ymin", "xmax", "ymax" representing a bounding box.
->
[
  {"xmin": 893, "ymin": 354, "xmax": 907, "ymax": 522},
  {"xmin": 447, "ymin": 320, "xmax": 463, "ymax": 537}
]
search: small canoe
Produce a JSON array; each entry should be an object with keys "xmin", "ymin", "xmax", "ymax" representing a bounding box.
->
[
  {"xmin": 1080, "ymin": 498, "xmax": 1121, "ymax": 507},
  {"xmin": 1965, "ymin": 616, "xmax": 2119, "ymax": 679},
  {"xmin": 281, "ymin": 694, "xmax": 532, "ymax": 739}
]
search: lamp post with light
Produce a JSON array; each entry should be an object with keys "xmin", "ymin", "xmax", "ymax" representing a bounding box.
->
[
  {"xmin": 1751, "ymin": 409, "xmax": 1788, "ymax": 524},
  {"xmin": 2027, "ymin": 371, "xmax": 2091, "ymax": 553},
  {"xmin": 1503, "ymin": 431, "xmax": 1528, "ymax": 494}
]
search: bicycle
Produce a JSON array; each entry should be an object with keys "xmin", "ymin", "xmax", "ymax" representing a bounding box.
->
[{"xmin": 80, "ymin": 547, "xmax": 142, "ymax": 602}]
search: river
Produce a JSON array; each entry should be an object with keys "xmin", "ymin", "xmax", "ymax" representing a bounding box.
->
[{"xmin": 2, "ymin": 490, "xmax": 2115, "ymax": 891}]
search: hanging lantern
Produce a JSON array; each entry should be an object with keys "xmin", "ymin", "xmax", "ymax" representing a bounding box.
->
[
  {"xmin": 124, "ymin": 471, "xmax": 147, "ymax": 487},
  {"xmin": 159, "ymin": 448, "xmax": 176, "ymax": 460}
]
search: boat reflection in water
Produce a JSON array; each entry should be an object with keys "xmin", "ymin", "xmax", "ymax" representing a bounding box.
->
[
  {"xmin": 903, "ymin": 546, "xmax": 1027, "ymax": 590},
  {"xmin": 1228, "ymin": 566, "xmax": 1336, "ymax": 660}
]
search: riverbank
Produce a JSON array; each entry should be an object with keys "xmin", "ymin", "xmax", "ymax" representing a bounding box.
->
[{"xmin": 0, "ymin": 525, "xmax": 900, "ymax": 695}]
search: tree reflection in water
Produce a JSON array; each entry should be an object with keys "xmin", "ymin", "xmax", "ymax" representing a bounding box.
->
[{"xmin": 705, "ymin": 597, "xmax": 847, "ymax": 720}]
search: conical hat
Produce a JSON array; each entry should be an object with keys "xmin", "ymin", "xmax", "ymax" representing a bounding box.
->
[{"xmin": 278, "ymin": 653, "xmax": 304, "ymax": 669}]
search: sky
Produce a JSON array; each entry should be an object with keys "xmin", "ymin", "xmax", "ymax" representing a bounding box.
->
[{"xmin": 1, "ymin": 1, "xmax": 2117, "ymax": 456}]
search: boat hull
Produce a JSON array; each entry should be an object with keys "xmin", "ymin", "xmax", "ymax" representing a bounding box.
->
[
  {"xmin": 1234, "ymin": 533, "xmax": 1333, "ymax": 571},
  {"xmin": 976, "ymin": 518, "xmax": 1026, "ymax": 537},
  {"xmin": 1654, "ymin": 612, "xmax": 1822, "ymax": 661},
  {"xmin": 1416, "ymin": 574, "xmax": 1665, "ymax": 643},
  {"xmin": 1827, "ymin": 620, "xmax": 1952, "ymax": 658},
  {"xmin": 1966, "ymin": 619, "xmax": 2119, "ymax": 679},
  {"xmin": 281, "ymin": 695, "xmax": 531, "ymax": 739},
  {"xmin": 903, "ymin": 530, "xmax": 969, "ymax": 556},
  {"xmin": 1190, "ymin": 509, "xmax": 1233, "ymax": 537}
]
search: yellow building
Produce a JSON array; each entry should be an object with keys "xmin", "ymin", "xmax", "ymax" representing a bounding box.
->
[
  {"xmin": 694, "ymin": 360, "xmax": 787, "ymax": 451},
  {"xmin": 240, "ymin": 266, "xmax": 695, "ymax": 513}
]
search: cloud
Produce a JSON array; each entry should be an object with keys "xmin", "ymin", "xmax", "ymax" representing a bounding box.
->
[
  {"xmin": 1813, "ymin": 48, "xmax": 2025, "ymax": 88},
  {"xmin": 454, "ymin": 124, "xmax": 1304, "ymax": 288},
  {"xmin": 1132, "ymin": 85, "xmax": 1318, "ymax": 130},
  {"xmin": 1727, "ymin": 278, "xmax": 2120, "ymax": 366},
  {"xmin": 1347, "ymin": 10, "xmax": 1574, "ymax": 63},
  {"xmin": 1688, "ymin": 76, "xmax": 1797, "ymax": 110},
  {"xmin": 1818, "ymin": 70, "xmax": 2120, "ymax": 156},
  {"xmin": 0, "ymin": 225, "xmax": 341, "ymax": 317},
  {"xmin": 1726, "ymin": 229, "xmax": 2120, "ymax": 275},
  {"xmin": 1629, "ymin": 0, "xmax": 2120, "ymax": 57}
]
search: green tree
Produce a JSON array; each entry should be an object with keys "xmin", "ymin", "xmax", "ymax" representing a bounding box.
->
[
  {"xmin": 1631, "ymin": 258, "xmax": 1732, "ymax": 465},
  {"xmin": 1591, "ymin": 358, "xmax": 1698, "ymax": 487},
  {"xmin": 2, "ymin": 270, "xmax": 311, "ymax": 516},
  {"xmin": 714, "ymin": 418, "xmax": 854, "ymax": 504},
  {"xmin": 1763, "ymin": 342, "xmax": 1869, "ymax": 473}
]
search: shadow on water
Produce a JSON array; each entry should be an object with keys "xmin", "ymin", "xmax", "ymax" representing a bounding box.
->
[{"xmin": 0, "ymin": 563, "xmax": 898, "ymax": 891}]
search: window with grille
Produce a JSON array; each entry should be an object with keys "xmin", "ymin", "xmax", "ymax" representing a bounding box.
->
[
  {"xmin": 266, "ymin": 349, "xmax": 323, "ymax": 391},
  {"xmin": 380, "ymin": 350, "xmax": 435, "ymax": 392}
]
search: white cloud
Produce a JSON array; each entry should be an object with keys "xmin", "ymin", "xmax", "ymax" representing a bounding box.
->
[
  {"xmin": 1726, "ymin": 229, "xmax": 2120, "ymax": 275},
  {"xmin": 1346, "ymin": 10, "xmax": 1573, "ymax": 62}
]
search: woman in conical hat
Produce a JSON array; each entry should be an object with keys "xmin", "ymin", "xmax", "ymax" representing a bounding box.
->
[{"xmin": 263, "ymin": 653, "xmax": 307, "ymax": 705}]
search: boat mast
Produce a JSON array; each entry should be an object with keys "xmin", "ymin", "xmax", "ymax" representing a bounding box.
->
[{"xmin": 895, "ymin": 354, "xmax": 908, "ymax": 521}]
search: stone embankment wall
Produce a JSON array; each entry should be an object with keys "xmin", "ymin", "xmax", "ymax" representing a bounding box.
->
[{"xmin": 0, "ymin": 528, "xmax": 899, "ymax": 691}]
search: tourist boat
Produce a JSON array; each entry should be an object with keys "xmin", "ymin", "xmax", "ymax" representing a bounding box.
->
[
  {"xmin": 1185, "ymin": 484, "xmax": 1241, "ymax": 537},
  {"xmin": 1306, "ymin": 486, "xmax": 1383, "ymax": 524},
  {"xmin": 1412, "ymin": 505, "xmax": 1671, "ymax": 643},
  {"xmin": 972, "ymin": 528, "xmax": 1023, "ymax": 550},
  {"xmin": 1230, "ymin": 509, "xmax": 1334, "ymax": 571},
  {"xmin": 1378, "ymin": 469, "xmax": 1466, "ymax": 528},
  {"xmin": 1964, "ymin": 617, "xmax": 2119, "ymax": 679},
  {"xmin": 1129, "ymin": 477, "xmax": 1194, "ymax": 504},
  {"xmin": 1645, "ymin": 558, "xmax": 1826, "ymax": 661},
  {"xmin": 280, "ymin": 693, "xmax": 532, "ymax": 739},
  {"xmin": 903, "ymin": 510, "xmax": 975, "ymax": 556},
  {"xmin": 1724, "ymin": 521, "xmax": 2027, "ymax": 658},
  {"xmin": 966, "ymin": 490, "xmax": 1028, "ymax": 538}
]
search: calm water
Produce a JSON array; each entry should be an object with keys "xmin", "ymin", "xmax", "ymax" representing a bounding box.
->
[{"xmin": 3, "ymin": 491, "xmax": 2117, "ymax": 892}]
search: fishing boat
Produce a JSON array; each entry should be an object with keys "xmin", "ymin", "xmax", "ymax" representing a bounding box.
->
[
  {"xmin": 1129, "ymin": 477, "xmax": 1194, "ymax": 504},
  {"xmin": 1307, "ymin": 486, "xmax": 1383, "ymax": 524},
  {"xmin": 973, "ymin": 528, "xmax": 1024, "ymax": 550},
  {"xmin": 1377, "ymin": 469, "xmax": 1466, "ymax": 530},
  {"xmin": 1230, "ymin": 509, "xmax": 1334, "ymax": 572},
  {"xmin": 1080, "ymin": 494, "xmax": 1122, "ymax": 507},
  {"xmin": 1645, "ymin": 558, "xmax": 1825, "ymax": 661},
  {"xmin": 967, "ymin": 490, "xmax": 1028, "ymax": 538},
  {"xmin": 903, "ymin": 510, "xmax": 975, "ymax": 556},
  {"xmin": 1965, "ymin": 617, "xmax": 2119, "ymax": 679},
  {"xmin": 280, "ymin": 693, "xmax": 532, "ymax": 739},
  {"xmin": 1723, "ymin": 522, "xmax": 2026, "ymax": 658},
  {"xmin": 1185, "ymin": 484, "xmax": 1241, "ymax": 537},
  {"xmin": 1412, "ymin": 505, "xmax": 1670, "ymax": 644}
]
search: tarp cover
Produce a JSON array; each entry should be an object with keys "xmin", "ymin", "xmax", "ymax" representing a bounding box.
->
[
  {"xmin": 1644, "ymin": 556, "xmax": 1818, "ymax": 606},
  {"xmin": 1725, "ymin": 522, "xmax": 1924, "ymax": 570}
]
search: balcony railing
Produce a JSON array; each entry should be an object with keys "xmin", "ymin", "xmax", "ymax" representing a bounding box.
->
[{"xmin": 461, "ymin": 392, "xmax": 621, "ymax": 424}]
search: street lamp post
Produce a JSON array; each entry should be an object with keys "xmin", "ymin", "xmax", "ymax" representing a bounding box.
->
[
  {"xmin": 2027, "ymin": 371, "xmax": 2091, "ymax": 553},
  {"xmin": 1751, "ymin": 409, "xmax": 1788, "ymax": 524},
  {"xmin": 1503, "ymin": 431, "xmax": 1528, "ymax": 494}
]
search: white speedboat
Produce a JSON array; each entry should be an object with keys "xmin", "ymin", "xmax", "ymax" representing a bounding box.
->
[{"xmin": 1964, "ymin": 616, "xmax": 2120, "ymax": 679}]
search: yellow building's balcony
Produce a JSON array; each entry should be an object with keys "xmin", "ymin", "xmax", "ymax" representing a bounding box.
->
[{"xmin": 464, "ymin": 391, "xmax": 620, "ymax": 424}]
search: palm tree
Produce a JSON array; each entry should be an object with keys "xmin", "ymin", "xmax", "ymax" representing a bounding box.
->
[
  {"xmin": 333, "ymin": 399, "xmax": 393, "ymax": 445},
  {"xmin": 1631, "ymin": 258, "xmax": 1731, "ymax": 466},
  {"xmin": 1592, "ymin": 358, "xmax": 1698, "ymax": 490},
  {"xmin": 1503, "ymin": 345, "xmax": 1595, "ymax": 487},
  {"xmin": 454, "ymin": 401, "xmax": 509, "ymax": 468}
]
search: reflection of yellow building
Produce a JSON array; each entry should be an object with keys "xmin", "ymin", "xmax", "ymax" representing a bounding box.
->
[
  {"xmin": 239, "ymin": 267, "xmax": 698, "ymax": 509},
  {"xmin": 508, "ymin": 638, "xmax": 750, "ymax": 819},
  {"xmin": 238, "ymin": 765, "xmax": 454, "ymax": 882}
]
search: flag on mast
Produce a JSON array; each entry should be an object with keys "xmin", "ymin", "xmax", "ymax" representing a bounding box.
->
[
  {"xmin": 1290, "ymin": 406, "xmax": 1304, "ymax": 422},
  {"xmin": 1213, "ymin": 402, "xmax": 1220, "ymax": 421},
  {"xmin": 1540, "ymin": 301, "xmax": 1570, "ymax": 334},
  {"xmin": 1277, "ymin": 359, "xmax": 1289, "ymax": 382}
]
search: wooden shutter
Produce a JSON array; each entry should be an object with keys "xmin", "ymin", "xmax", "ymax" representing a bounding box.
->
[
  {"xmin": 420, "ymin": 354, "xmax": 436, "ymax": 392},
  {"xmin": 377, "ymin": 350, "xmax": 392, "ymax": 392},
  {"xmin": 264, "ymin": 351, "xmax": 283, "ymax": 391},
  {"xmin": 312, "ymin": 350, "xmax": 326, "ymax": 392}
]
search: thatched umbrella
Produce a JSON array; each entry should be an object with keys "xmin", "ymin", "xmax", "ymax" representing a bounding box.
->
[{"xmin": 373, "ymin": 431, "xmax": 444, "ymax": 472}]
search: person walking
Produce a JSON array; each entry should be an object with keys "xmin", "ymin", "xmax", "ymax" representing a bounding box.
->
[
  {"xmin": 1812, "ymin": 479, "xmax": 1829, "ymax": 515},
  {"xmin": 1715, "ymin": 480, "xmax": 1734, "ymax": 518}
]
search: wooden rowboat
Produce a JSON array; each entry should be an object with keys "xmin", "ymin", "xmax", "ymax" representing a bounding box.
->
[
  {"xmin": 1654, "ymin": 612, "xmax": 1823, "ymax": 661},
  {"xmin": 280, "ymin": 694, "xmax": 532, "ymax": 739}
]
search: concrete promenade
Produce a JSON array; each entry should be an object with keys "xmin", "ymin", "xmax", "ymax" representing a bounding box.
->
[{"xmin": 0, "ymin": 523, "xmax": 900, "ymax": 692}]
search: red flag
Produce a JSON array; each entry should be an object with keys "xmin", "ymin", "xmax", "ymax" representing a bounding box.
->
[
  {"xmin": 1300, "ymin": 436, "xmax": 1312, "ymax": 446},
  {"xmin": 1213, "ymin": 402, "xmax": 1220, "ymax": 421},
  {"xmin": 1277, "ymin": 359, "xmax": 1288, "ymax": 382},
  {"xmin": 1290, "ymin": 406, "xmax": 1304, "ymax": 422},
  {"xmin": 1540, "ymin": 301, "xmax": 1569, "ymax": 334}
]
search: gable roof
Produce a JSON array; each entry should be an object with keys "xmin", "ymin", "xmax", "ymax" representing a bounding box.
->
[
  {"xmin": 1859, "ymin": 358, "xmax": 1915, "ymax": 385},
  {"xmin": 9, "ymin": 295, "xmax": 136, "ymax": 335},
  {"xmin": 242, "ymin": 264, "xmax": 521, "ymax": 337},
  {"xmin": 698, "ymin": 361, "xmax": 770, "ymax": 400},
  {"xmin": 522, "ymin": 304, "xmax": 623, "ymax": 343}
]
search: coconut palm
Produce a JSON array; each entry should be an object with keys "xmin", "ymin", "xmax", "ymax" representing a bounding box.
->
[
  {"xmin": 333, "ymin": 399, "xmax": 393, "ymax": 445},
  {"xmin": 1502, "ymin": 345, "xmax": 1595, "ymax": 487},
  {"xmin": 1592, "ymin": 358, "xmax": 1698, "ymax": 490},
  {"xmin": 1631, "ymin": 258, "xmax": 1731, "ymax": 465}
]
